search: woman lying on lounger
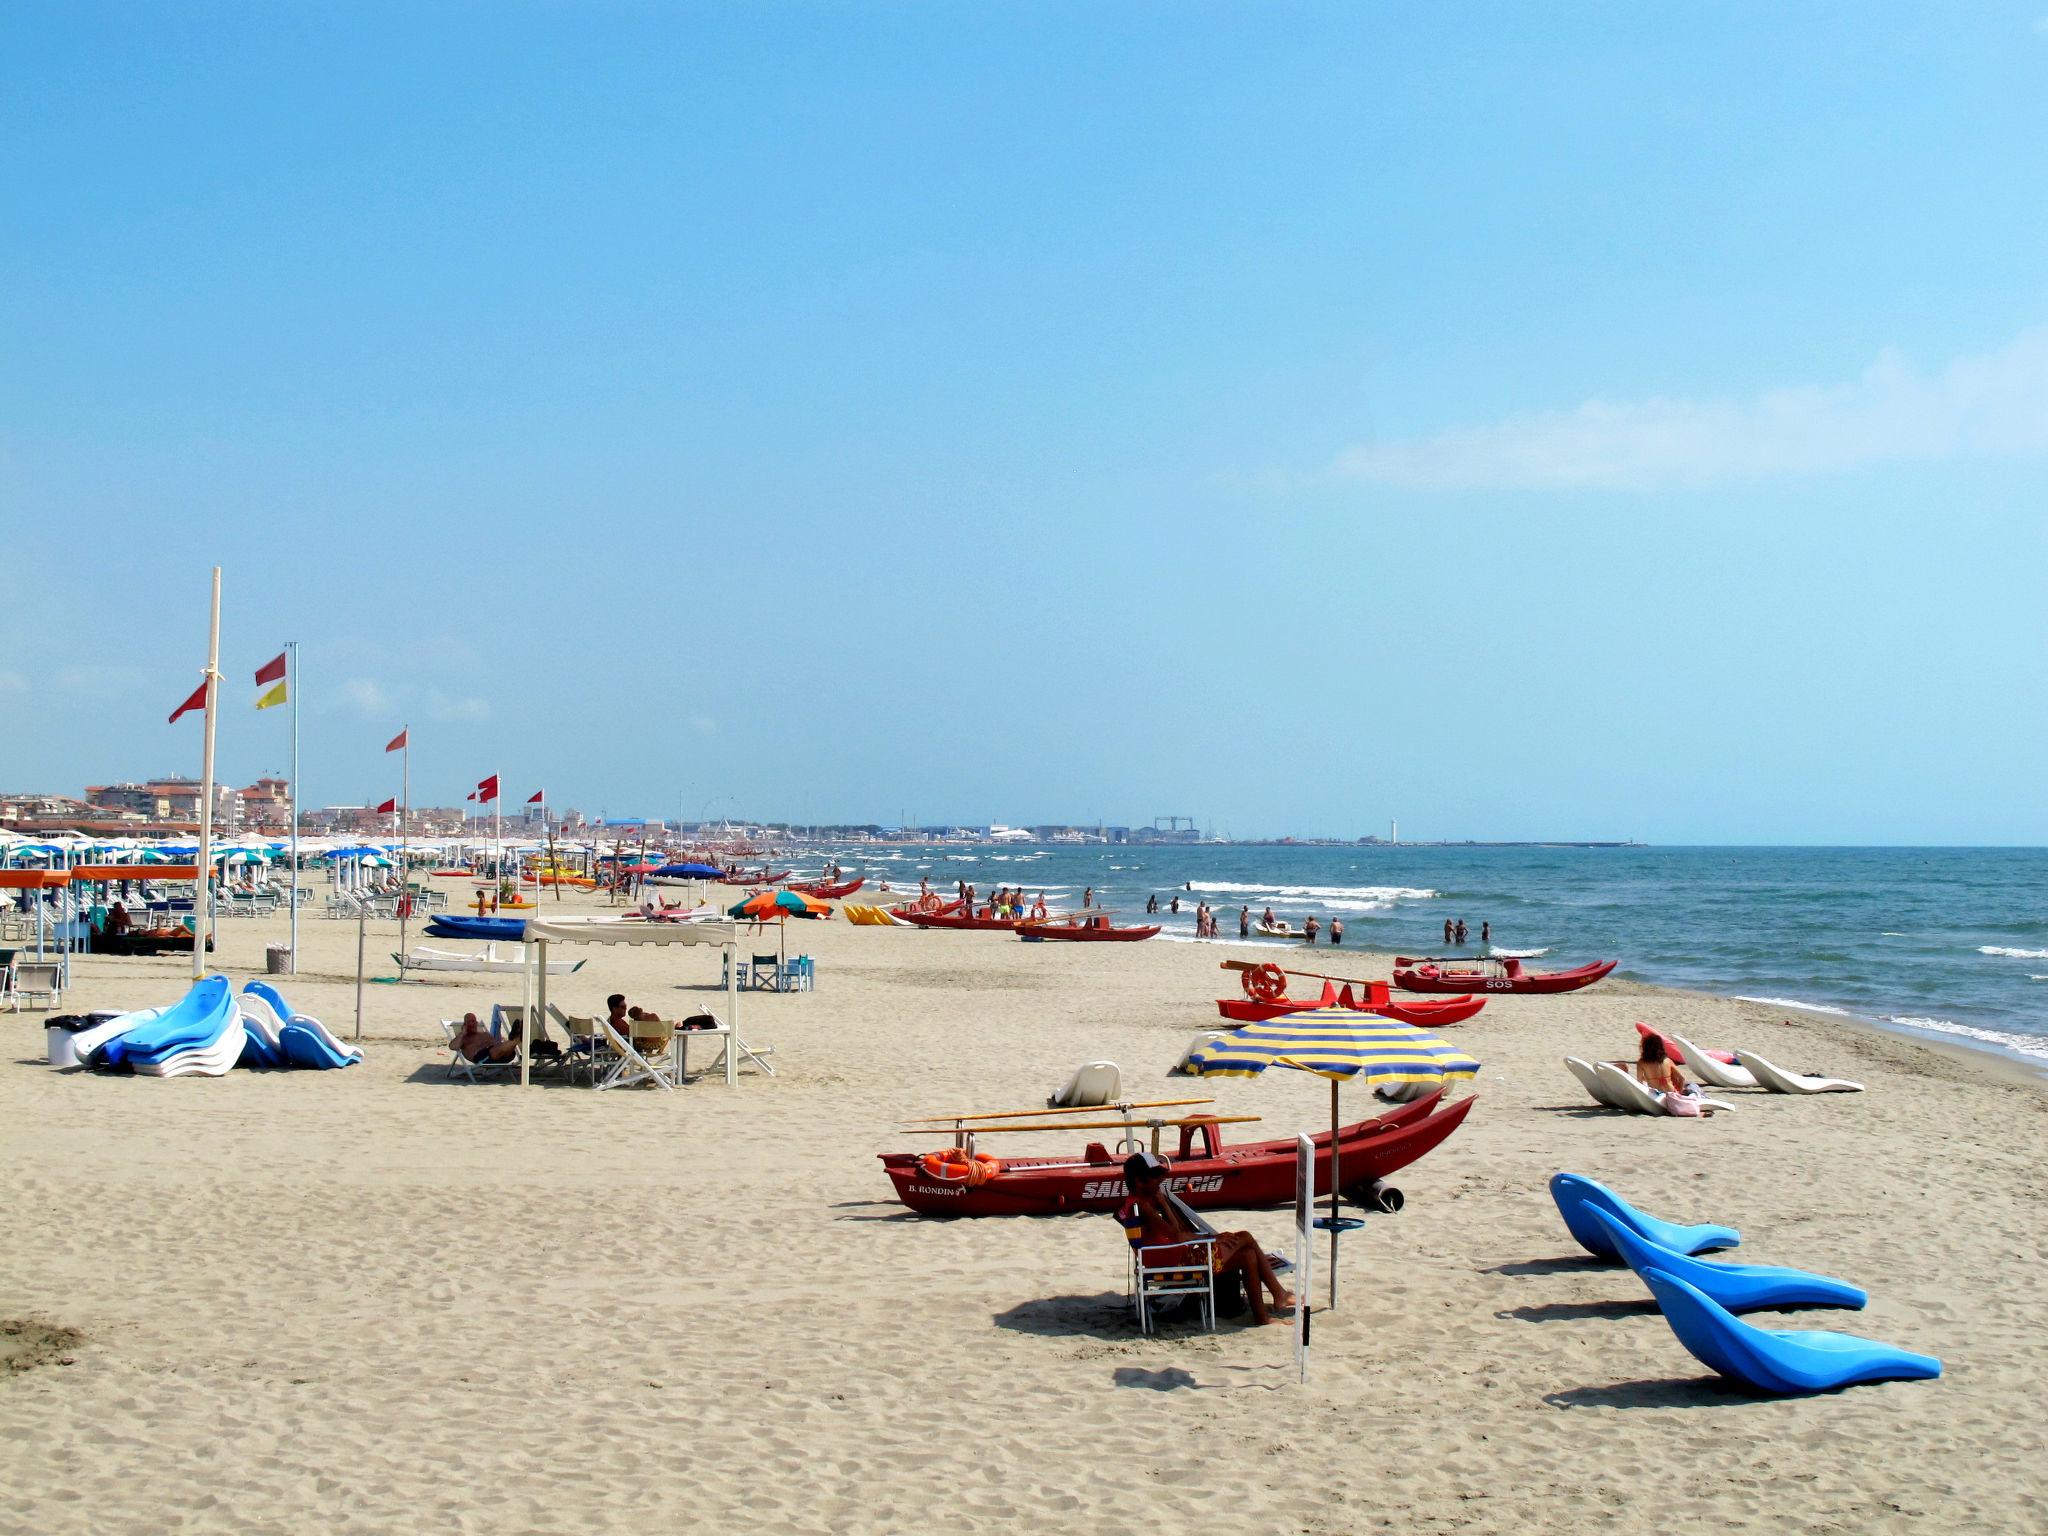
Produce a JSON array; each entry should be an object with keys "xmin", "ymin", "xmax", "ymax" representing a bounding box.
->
[
  {"xmin": 1633, "ymin": 1034, "xmax": 1711, "ymax": 1117},
  {"xmin": 1118, "ymin": 1153, "xmax": 1295, "ymax": 1325}
]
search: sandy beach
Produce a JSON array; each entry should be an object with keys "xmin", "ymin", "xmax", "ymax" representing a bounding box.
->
[{"xmin": 4, "ymin": 894, "xmax": 2046, "ymax": 1534}]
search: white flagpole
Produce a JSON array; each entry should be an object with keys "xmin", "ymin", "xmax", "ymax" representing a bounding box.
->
[
  {"xmin": 397, "ymin": 728, "xmax": 411, "ymax": 961},
  {"xmin": 287, "ymin": 639, "xmax": 299, "ymax": 975},
  {"xmin": 194, "ymin": 566, "xmax": 222, "ymax": 982}
]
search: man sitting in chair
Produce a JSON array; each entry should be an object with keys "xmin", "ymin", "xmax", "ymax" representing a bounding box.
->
[
  {"xmin": 451, "ymin": 1013, "xmax": 518, "ymax": 1064},
  {"xmin": 606, "ymin": 994, "xmax": 668, "ymax": 1056},
  {"xmin": 1117, "ymin": 1152, "xmax": 1294, "ymax": 1326}
]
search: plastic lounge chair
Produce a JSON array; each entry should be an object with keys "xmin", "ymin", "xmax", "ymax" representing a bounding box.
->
[
  {"xmin": 1594, "ymin": 1062, "xmax": 1737, "ymax": 1116},
  {"xmin": 1048, "ymin": 1061, "xmax": 1122, "ymax": 1108},
  {"xmin": 236, "ymin": 994, "xmax": 286, "ymax": 1069},
  {"xmin": 1169, "ymin": 1031, "xmax": 1228, "ymax": 1077},
  {"xmin": 1586, "ymin": 1206, "xmax": 1866, "ymax": 1313},
  {"xmin": 1565, "ymin": 1056, "xmax": 1629, "ymax": 1108},
  {"xmin": 70, "ymin": 1007, "xmax": 162, "ymax": 1068},
  {"xmin": 102, "ymin": 977, "xmax": 235, "ymax": 1069},
  {"xmin": 1635, "ymin": 1022, "xmax": 1739, "ymax": 1070},
  {"xmin": 1549, "ymin": 1172, "xmax": 1740, "ymax": 1259},
  {"xmin": 1638, "ymin": 1266, "xmax": 1939, "ymax": 1395},
  {"xmin": 1669, "ymin": 1035, "xmax": 1757, "ymax": 1090},
  {"xmin": 1736, "ymin": 1051, "xmax": 1864, "ymax": 1094}
]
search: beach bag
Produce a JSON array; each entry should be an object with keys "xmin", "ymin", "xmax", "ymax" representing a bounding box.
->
[{"xmin": 1663, "ymin": 1091, "xmax": 1703, "ymax": 1118}]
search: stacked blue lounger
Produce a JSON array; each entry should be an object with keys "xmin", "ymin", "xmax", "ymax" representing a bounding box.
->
[
  {"xmin": 246, "ymin": 980, "xmax": 362, "ymax": 1069},
  {"xmin": 99, "ymin": 977, "xmax": 241, "ymax": 1076}
]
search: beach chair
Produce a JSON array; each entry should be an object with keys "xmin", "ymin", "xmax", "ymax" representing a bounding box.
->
[
  {"xmin": 593, "ymin": 1014, "xmax": 675, "ymax": 1092},
  {"xmin": 547, "ymin": 1004, "xmax": 605, "ymax": 1084},
  {"xmin": 1735, "ymin": 1051, "xmax": 1864, "ymax": 1094},
  {"xmin": 1669, "ymin": 1035, "xmax": 1759, "ymax": 1090},
  {"xmin": 1596, "ymin": 1062, "xmax": 1737, "ymax": 1116},
  {"xmin": 0, "ymin": 958, "xmax": 14, "ymax": 1012},
  {"xmin": 442, "ymin": 1018, "xmax": 519, "ymax": 1082},
  {"xmin": 746, "ymin": 953, "xmax": 785, "ymax": 992},
  {"xmin": 1129, "ymin": 1231, "xmax": 1217, "ymax": 1335},
  {"xmin": 1638, "ymin": 1267, "xmax": 1939, "ymax": 1395},
  {"xmin": 1565, "ymin": 1056, "xmax": 1630, "ymax": 1108},
  {"xmin": 10, "ymin": 961, "xmax": 62, "ymax": 1012},
  {"xmin": 1048, "ymin": 1061, "xmax": 1122, "ymax": 1108},
  {"xmin": 1549, "ymin": 1172, "xmax": 1741, "ymax": 1259},
  {"xmin": 1169, "ymin": 1030, "xmax": 1229, "ymax": 1077}
]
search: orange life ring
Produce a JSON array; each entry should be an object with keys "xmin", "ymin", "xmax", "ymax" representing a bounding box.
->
[
  {"xmin": 1243, "ymin": 963, "xmax": 1288, "ymax": 1002},
  {"xmin": 920, "ymin": 1148, "xmax": 1002, "ymax": 1187},
  {"xmin": 916, "ymin": 893, "xmax": 940, "ymax": 914}
]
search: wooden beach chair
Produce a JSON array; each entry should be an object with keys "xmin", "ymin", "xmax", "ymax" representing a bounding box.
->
[{"xmin": 593, "ymin": 1014, "xmax": 675, "ymax": 1092}]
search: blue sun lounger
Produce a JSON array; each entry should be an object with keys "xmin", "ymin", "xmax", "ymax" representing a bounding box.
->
[
  {"xmin": 100, "ymin": 977, "xmax": 234, "ymax": 1069},
  {"xmin": 1550, "ymin": 1172, "xmax": 1739, "ymax": 1259},
  {"xmin": 1639, "ymin": 1267, "xmax": 1940, "ymax": 1395},
  {"xmin": 1586, "ymin": 1207, "xmax": 1866, "ymax": 1313}
]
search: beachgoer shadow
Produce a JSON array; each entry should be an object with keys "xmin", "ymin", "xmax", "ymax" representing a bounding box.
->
[
  {"xmin": 1543, "ymin": 1375, "xmax": 1759, "ymax": 1410},
  {"xmin": 1484, "ymin": 1256, "xmax": 1608, "ymax": 1277},
  {"xmin": 1499, "ymin": 1299, "xmax": 1656, "ymax": 1323},
  {"xmin": 1112, "ymin": 1366, "xmax": 1209, "ymax": 1392},
  {"xmin": 993, "ymin": 1292, "xmax": 1144, "ymax": 1339}
]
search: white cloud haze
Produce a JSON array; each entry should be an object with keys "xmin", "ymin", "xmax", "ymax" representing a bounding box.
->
[{"xmin": 1332, "ymin": 324, "xmax": 2048, "ymax": 492}]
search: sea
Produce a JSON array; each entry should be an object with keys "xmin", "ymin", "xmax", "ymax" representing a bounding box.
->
[{"xmin": 816, "ymin": 843, "xmax": 2048, "ymax": 1068}]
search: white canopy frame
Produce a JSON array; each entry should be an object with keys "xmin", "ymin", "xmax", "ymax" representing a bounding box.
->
[{"xmin": 517, "ymin": 915, "xmax": 760, "ymax": 1087}]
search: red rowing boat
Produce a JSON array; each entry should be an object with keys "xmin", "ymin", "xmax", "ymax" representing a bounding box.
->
[
  {"xmin": 1393, "ymin": 956, "xmax": 1617, "ymax": 994},
  {"xmin": 1018, "ymin": 917, "xmax": 1159, "ymax": 942},
  {"xmin": 717, "ymin": 869, "xmax": 792, "ymax": 887},
  {"xmin": 789, "ymin": 877, "xmax": 865, "ymax": 899},
  {"xmin": 1216, "ymin": 986, "xmax": 1487, "ymax": 1027},
  {"xmin": 880, "ymin": 1090, "xmax": 1475, "ymax": 1217},
  {"xmin": 899, "ymin": 908, "xmax": 1036, "ymax": 931},
  {"xmin": 889, "ymin": 896, "xmax": 965, "ymax": 919}
]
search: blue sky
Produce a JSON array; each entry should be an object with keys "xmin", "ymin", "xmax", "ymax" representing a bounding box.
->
[{"xmin": 3, "ymin": 3, "xmax": 2045, "ymax": 843}]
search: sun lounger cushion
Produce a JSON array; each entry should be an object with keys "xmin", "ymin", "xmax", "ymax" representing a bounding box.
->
[
  {"xmin": 1586, "ymin": 1207, "xmax": 1865, "ymax": 1312},
  {"xmin": 1550, "ymin": 1172, "xmax": 1739, "ymax": 1260},
  {"xmin": 1639, "ymin": 1267, "xmax": 1939, "ymax": 1395}
]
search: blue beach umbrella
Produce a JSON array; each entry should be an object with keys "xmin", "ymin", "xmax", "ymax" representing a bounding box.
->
[{"xmin": 1185, "ymin": 1009, "xmax": 1480, "ymax": 1308}]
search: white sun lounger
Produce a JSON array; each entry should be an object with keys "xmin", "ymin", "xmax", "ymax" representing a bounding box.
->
[
  {"xmin": 1594, "ymin": 1062, "xmax": 1737, "ymax": 1116},
  {"xmin": 1566, "ymin": 1056, "xmax": 1630, "ymax": 1109},
  {"xmin": 1669, "ymin": 1036, "xmax": 1759, "ymax": 1090},
  {"xmin": 1048, "ymin": 1061, "xmax": 1121, "ymax": 1108},
  {"xmin": 1735, "ymin": 1051, "xmax": 1864, "ymax": 1094},
  {"xmin": 1169, "ymin": 1031, "xmax": 1229, "ymax": 1077}
]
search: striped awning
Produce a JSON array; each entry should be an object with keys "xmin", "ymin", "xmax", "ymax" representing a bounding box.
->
[{"xmin": 1184, "ymin": 1008, "xmax": 1481, "ymax": 1086}]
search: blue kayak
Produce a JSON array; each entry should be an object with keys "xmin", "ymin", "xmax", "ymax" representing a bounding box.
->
[{"xmin": 425, "ymin": 916, "xmax": 529, "ymax": 942}]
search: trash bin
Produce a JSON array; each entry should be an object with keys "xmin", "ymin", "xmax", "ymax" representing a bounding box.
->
[
  {"xmin": 45, "ymin": 1013, "xmax": 113, "ymax": 1069},
  {"xmin": 266, "ymin": 944, "xmax": 293, "ymax": 975}
]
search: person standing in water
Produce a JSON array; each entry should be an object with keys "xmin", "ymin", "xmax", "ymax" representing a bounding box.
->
[
  {"xmin": 1239, "ymin": 905, "xmax": 1250, "ymax": 938},
  {"xmin": 1454, "ymin": 918, "xmax": 1468, "ymax": 945},
  {"xmin": 1481, "ymin": 920, "xmax": 1490, "ymax": 946},
  {"xmin": 1304, "ymin": 914, "xmax": 1320, "ymax": 944},
  {"xmin": 1083, "ymin": 886, "xmax": 1093, "ymax": 909},
  {"xmin": 1443, "ymin": 917, "xmax": 1455, "ymax": 946},
  {"xmin": 1329, "ymin": 917, "xmax": 1343, "ymax": 946}
]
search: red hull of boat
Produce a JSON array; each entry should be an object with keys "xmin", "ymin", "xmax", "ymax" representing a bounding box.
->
[
  {"xmin": 899, "ymin": 909, "xmax": 1034, "ymax": 931},
  {"xmin": 879, "ymin": 1091, "xmax": 1476, "ymax": 1217},
  {"xmin": 789, "ymin": 877, "xmax": 865, "ymax": 899},
  {"xmin": 1017, "ymin": 922, "xmax": 1160, "ymax": 942},
  {"xmin": 718, "ymin": 870, "xmax": 793, "ymax": 887},
  {"xmin": 1216, "ymin": 993, "xmax": 1487, "ymax": 1027},
  {"xmin": 1392, "ymin": 958, "xmax": 1618, "ymax": 994}
]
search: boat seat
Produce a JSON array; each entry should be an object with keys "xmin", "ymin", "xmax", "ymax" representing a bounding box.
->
[{"xmin": 1084, "ymin": 1141, "xmax": 1115, "ymax": 1165}]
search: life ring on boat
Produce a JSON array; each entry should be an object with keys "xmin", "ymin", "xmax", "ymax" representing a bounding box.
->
[
  {"xmin": 916, "ymin": 893, "xmax": 940, "ymax": 914},
  {"xmin": 1243, "ymin": 963, "xmax": 1288, "ymax": 1002},
  {"xmin": 920, "ymin": 1148, "xmax": 1002, "ymax": 1186}
]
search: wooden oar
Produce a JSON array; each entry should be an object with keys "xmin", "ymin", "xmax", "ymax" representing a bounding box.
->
[
  {"xmin": 903, "ymin": 1097, "xmax": 1214, "ymax": 1125},
  {"xmin": 905, "ymin": 1114, "xmax": 1260, "ymax": 1134}
]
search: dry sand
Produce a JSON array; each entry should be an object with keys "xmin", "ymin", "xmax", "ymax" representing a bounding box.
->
[{"xmin": 3, "ymin": 889, "xmax": 2046, "ymax": 1534}]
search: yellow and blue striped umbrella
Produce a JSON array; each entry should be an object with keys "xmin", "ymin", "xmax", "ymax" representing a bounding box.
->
[{"xmin": 1184, "ymin": 1008, "xmax": 1481, "ymax": 1086}]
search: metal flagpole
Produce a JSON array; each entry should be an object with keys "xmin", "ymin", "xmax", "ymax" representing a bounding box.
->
[
  {"xmin": 397, "ymin": 728, "xmax": 411, "ymax": 961},
  {"xmin": 194, "ymin": 567, "xmax": 222, "ymax": 982},
  {"xmin": 287, "ymin": 639, "xmax": 300, "ymax": 974}
]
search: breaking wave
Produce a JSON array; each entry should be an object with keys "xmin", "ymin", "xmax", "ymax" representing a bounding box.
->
[
  {"xmin": 1488, "ymin": 946, "xmax": 1550, "ymax": 958},
  {"xmin": 1887, "ymin": 1016, "xmax": 2048, "ymax": 1061},
  {"xmin": 1733, "ymin": 995, "xmax": 1851, "ymax": 1016},
  {"xmin": 1979, "ymin": 945, "xmax": 2048, "ymax": 959},
  {"xmin": 1188, "ymin": 881, "xmax": 1437, "ymax": 901}
]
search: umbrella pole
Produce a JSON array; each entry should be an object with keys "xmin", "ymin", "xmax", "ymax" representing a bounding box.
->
[{"xmin": 1328, "ymin": 1077, "xmax": 1340, "ymax": 1311}]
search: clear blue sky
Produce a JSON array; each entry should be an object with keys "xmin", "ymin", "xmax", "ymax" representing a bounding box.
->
[{"xmin": 4, "ymin": 3, "xmax": 2045, "ymax": 843}]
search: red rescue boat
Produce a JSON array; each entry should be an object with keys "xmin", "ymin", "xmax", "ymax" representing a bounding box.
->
[
  {"xmin": 879, "ymin": 1090, "xmax": 1475, "ymax": 1217},
  {"xmin": 1217, "ymin": 985, "xmax": 1487, "ymax": 1027},
  {"xmin": 717, "ymin": 869, "xmax": 792, "ymax": 887},
  {"xmin": 1393, "ymin": 956, "xmax": 1617, "ymax": 994},
  {"xmin": 899, "ymin": 907, "xmax": 1037, "ymax": 931},
  {"xmin": 1017, "ymin": 916, "xmax": 1159, "ymax": 942},
  {"xmin": 789, "ymin": 876, "xmax": 865, "ymax": 899}
]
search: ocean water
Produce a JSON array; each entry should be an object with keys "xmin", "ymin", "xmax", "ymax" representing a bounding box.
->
[{"xmin": 828, "ymin": 844, "xmax": 2048, "ymax": 1066}]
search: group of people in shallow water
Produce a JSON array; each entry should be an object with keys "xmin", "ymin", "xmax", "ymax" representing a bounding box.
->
[
  {"xmin": 954, "ymin": 880, "xmax": 1048, "ymax": 921},
  {"xmin": 1443, "ymin": 917, "xmax": 1489, "ymax": 947}
]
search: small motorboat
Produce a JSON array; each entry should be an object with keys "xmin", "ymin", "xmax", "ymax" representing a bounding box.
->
[
  {"xmin": 394, "ymin": 944, "xmax": 586, "ymax": 977},
  {"xmin": 880, "ymin": 1089, "xmax": 1475, "ymax": 1217},
  {"xmin": 1393, "ymin": 955, "xmax": 1618, "ymax": 994},
  {"xmin": 1018, "ymin": 916, "xmax": 1159, "ymax": 942}
]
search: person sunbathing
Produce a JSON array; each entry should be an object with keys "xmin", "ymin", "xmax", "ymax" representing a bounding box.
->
[
  {"xmin": 1117, "ymin": 1153, "xmax": 1294, "ymax": 1325},
  {"xmin": 452, "ymin": 1013, "xmax": 517, "ymax": 1063},
  {"xmin": 1632, "ymin": 1033, "xmax": 1710, "ymax": 1117}
]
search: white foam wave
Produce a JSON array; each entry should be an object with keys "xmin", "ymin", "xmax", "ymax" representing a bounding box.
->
[
  {"xmin": 1488, "ymin": 946, "xmax": 1550, "ymax": 958},
  {"xmin": 1979, "ymin": 945, "xmax": 2048, "ymax": 959},
  {"xmin": 1881, "ymin": 931, "xmax": 1907, "ymax": 937},
  {"xmin": 1886, "ymin": 1016, "xmax": 2048, "ymax": 1061},
  {"xmin": 1189, "ymin": 881, "xmax": 1438, "ymax": 901},
  {"xmin": 1153, "ymin": 932, "xmax": 1292, "ymax": 949},
  {"xmin": 2032, "ymin": 975, "xmax": 2048, "ymax": 982},
  {"xmin": 1733, "ymin": 995, "xmax": 1851, "ymax": 1016}
]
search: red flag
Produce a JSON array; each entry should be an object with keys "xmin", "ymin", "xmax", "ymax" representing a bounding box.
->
[
  {"xmin": 526, "ymin": 789, "xmax": 544, "ymax": 804},
  {"xmin": 254, "ymin": 652, "xmax": 286, "ymax": 686},
  {"xmin": 385, "ymin": 728, "xmax": 408, "ymax": 753},
  {"xmin": 476, "ymin": 774, "xmax": 499, "ymax": 803},
  {"xmin": 168, "ymin": 680, "xmax": 208, "ymax": 724},
  {"xmin": 465, "ymin": 791, "xmax": 478, "ymax": 802},
  {"xmin": 374, "ymin": 797, "xmax": 397, "ymax": 814}
]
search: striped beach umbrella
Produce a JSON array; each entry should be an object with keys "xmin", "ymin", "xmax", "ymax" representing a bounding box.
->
[
  {"xmin": 728, "ymin": 889, "xmax": 829, "ymax": 920},
  {"xmin": 1185, "ymin": 1009, "xmax": 1479, "ymax": 1308}
]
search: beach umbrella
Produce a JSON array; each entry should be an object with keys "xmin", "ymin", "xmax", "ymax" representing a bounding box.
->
[
  {"xmin": 728, "ymin": 889, "xmax": 828, "ymax": 920},
  {"xmin": 1184, "ymin": 1009, "xmax": 1480, "ymax": 1309},
  {"xmin": 654, "ymin": 861, "xmax": 723, "ymax": 880}
]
